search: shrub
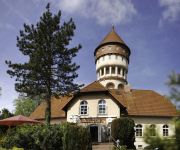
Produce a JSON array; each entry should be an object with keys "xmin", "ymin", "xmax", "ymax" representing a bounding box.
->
[
  {"xmin": 111, "ymin": 117, "xmax": 136, "ymax": 149},
  {"xmin": 62, "ymin": 123, "xmax": 92, "ymax": 150},
  {"xmin": 144, "ymin": 124, "xmax": 178, "ymax": 150},
  {"xmin": 0, "ymin": 124, "xmax": 63, "ymax": 150},
  {"xmin": 0, "ymin": 123, "xmax": 92, "ymax": 150}
]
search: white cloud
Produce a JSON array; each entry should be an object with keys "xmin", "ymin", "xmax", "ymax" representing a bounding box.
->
[
  {"xmin": 0, "ymin": 23, "xmax": 16, "ymax": 31},
  {"xmin": 2, "ymin": 0, "xmax": 31, "ymax": 24},
  {"xmin": 57, "ymin": 0, "xmax": 137, "ymax": 25},
  {"xmin": 159, "ymin": 0, "xmax": 180, "ymax": 23}
]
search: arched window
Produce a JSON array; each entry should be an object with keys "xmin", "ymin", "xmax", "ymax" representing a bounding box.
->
[
  {"xmin": 80, "ymin": 101, "xmax": 88, "ymax": 115},
  {"xmin": 163, "ymin": 125, "xmax": 169, "ymax": 136},
  {"xmin": 136, "ymin": 124, "xmax": 142, "ymax": 137},
  {"xmin": 98, "ymin": 100, "xmax": 106, "ymax": 114},
  {"xmin": 106, "ymin": 82, "xmax": 115, "ymax": 89},
  {"xmin": 149, "ymin": 124, "xmax": 156, "ymax": 136},
  {"xmin": 118, "ymin": 84, "xmax": 124, "ymax": 90}
]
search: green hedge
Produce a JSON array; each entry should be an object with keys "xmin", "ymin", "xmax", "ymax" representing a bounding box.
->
[
  {"xmin": 111, "ymin": 117, "xmax": 136, "ymax": 149},
  {"xmin": 0, "ymin": 123, "xmax": 92, "ymax": 150},
  {"xmin": 62, "ymin": 123, "xmax": 92, "ymax": 150}
]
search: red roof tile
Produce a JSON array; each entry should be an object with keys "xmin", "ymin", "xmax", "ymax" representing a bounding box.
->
[{"xmin": 30, "ymin": 82, "xmax": 178, "ymax": 120}]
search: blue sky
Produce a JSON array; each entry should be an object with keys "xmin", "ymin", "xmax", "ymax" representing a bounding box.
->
[{"xmin": 0, "ymin": 0, "xmax": 180, "ymax": 112}]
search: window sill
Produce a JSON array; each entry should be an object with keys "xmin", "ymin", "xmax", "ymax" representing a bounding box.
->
[
  {"xmin": 80, "ymin": 114, "xmax": 89, "ymax": 117},
  {"xmin": 97, "ymin": 113, "xmax": 107, "ymax": 116}
]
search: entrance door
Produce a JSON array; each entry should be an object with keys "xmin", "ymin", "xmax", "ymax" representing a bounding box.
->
[{"xmin": 90, "ymin": 126, "xmax": 98, "ymax": 142}]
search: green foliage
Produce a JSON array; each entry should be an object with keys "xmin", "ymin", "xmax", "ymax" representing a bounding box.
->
[
  {"xmin": 0, "ymin": 108, "xmax": 14, "ymax": 135},
  {"xmin": 0, "ymin": 108, "xmax": 13, "ymax": 119},
  {"xmin": 0, "ymin": 124, "xmax": 63, "ymax": 150},
  {"xmin": 167, "ymin": 72, "xmax": 180, "ymax": 109},
  {"xmin": 5, "ymin": 3, "xmax": 83, "ymax": 124},
  {"xmin": 175, "ymin": 118, "xmax": 180, "ymax": 150},
  {"xmin": 113, "ymin": 145, "xmax": 127, "ymax": 150},
  {"xmin": 144, "ymin": 120, "xmax": 180, "ymax": 150},
  {"xmin": 14, "ymin": 97, "xmax": 38, "ymax": 116},
  {"xmin": 111, "ymin": 117, "xmax": 136, "ymax": 149},
  {"xmin": 62, "ymin": 123, "xmax": 92, "ymax": 150},
  {"xmin": 0, "ymin": 123, "xmax": 92, "ymax": 150}
]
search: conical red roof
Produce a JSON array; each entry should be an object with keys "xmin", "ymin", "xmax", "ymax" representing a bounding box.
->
[{"xmin": 99, "ymin": 27, "xmax": 126, "ymax": 46}]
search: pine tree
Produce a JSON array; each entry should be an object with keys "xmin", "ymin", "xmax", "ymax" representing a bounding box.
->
[
  {"xmin": 167, "ymin": 72, "xmax": 180, "ymax": 109},
  {"xmin": 5, "ymin": 3, "xmax": 83, "ymax": 124}
]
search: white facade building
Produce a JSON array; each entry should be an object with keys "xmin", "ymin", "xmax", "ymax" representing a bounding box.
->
[{"xmin": 30, "ymin": 27, "xmax": 178, "ymax": 149}]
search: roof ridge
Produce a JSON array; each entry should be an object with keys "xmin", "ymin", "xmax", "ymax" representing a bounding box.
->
[{"xmin": 80, "ymin": 80, "xmax": 107, "ymax": 93}]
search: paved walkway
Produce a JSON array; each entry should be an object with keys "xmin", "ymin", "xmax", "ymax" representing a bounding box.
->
[{"xmin": 92, "ymin": 143, "xmax": 114, "ymax": 150}]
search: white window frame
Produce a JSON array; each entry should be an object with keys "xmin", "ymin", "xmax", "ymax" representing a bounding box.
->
[
  {"xmin": 80, "ymin": 100, "xmax": 88, "ymax": 115},
  {"xmin": 98, "ymin": 100, "xmax": 106, "ymax": 115},
  {"xmin": 136, "ymin": 124, "xmax": 143, "ymax": 137},
  {"xmin": 163, "ymin": 124, "xmax": 169, "ymax": 137}
]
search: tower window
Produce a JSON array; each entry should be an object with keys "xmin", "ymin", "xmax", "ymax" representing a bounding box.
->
[
  {"xmin": 136, "ymin": 124, "xmax": 143, "ymax": 137},
  {"xmin": 118, "ymin": 84, "xmax": 124, "ymax": 89},
  {"xmin": 101, "ymin": 68, "xmax": 104, "ymax": 76},
  {"xmin": 122, "ymin": 69, "xmax": 125, "ymax": 76},
  {"xmin": 163, "ymin": 125, "xmax": 169, "ymax": 137},
  {"xmin": 112, "ymin": 67, "xmax": 115, "ymax": 74},
  {"xmin": 106, "ymin": 82, "xmax": 115, "ymax": 89},
  {"xmin": 118, "ymin": 67, "xmax": 121, "ymax": 75},
  {"xmin": 80, "ymin": 101, "xmax": 88, "ymax": 115},
  {"xmin": 115, "ymin": 55, "xmax": 118, "ymax": 59},
  {"xmin": 109, "ymin": 55, "xmax": 111, "ymax": 59},
  {"xmin": 106, "ymin": 67, "xmax": 109, "ymax": 74}
]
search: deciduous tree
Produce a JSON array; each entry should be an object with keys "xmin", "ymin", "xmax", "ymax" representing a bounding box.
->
[{"xmin": 14, "ymin": 97, "xmax": 38, "ymax": 117}]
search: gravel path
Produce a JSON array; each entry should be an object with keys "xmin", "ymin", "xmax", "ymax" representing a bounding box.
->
[{"xmin": 92, "ymin": 143, "xmax": 114, "ymax": 150}]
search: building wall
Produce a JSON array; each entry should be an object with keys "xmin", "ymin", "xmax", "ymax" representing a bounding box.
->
[
  {"xmin": 50, "ymin": 118, "xmax": 67, "ymax": 124},
  {"xmin": 100, "ymin": 79, "xmax": 125, "ymax": 89},
  {"xmin": 132, "ymin": 117, "xmax": 175, "ymax": 149},
  {"xmin": 96, "ymin": 54, "xmax": 128, "ymax": 71},
  {"xmin": 95, "ymin": 53, "xmax": 128, "ymax": 89},
  {"xmin": 67, "ymin": 93, "xmax": 120, "ymax": 122}
]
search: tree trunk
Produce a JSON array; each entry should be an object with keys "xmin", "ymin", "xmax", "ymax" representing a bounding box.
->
[{"xmin": 45, "ymin": 97, "xmax": 51, "ymax": 125}]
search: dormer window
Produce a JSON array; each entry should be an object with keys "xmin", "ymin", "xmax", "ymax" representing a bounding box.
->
[{"xmin": 80, "ymin": 101, "xmax": 88, "ymax": 115}]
